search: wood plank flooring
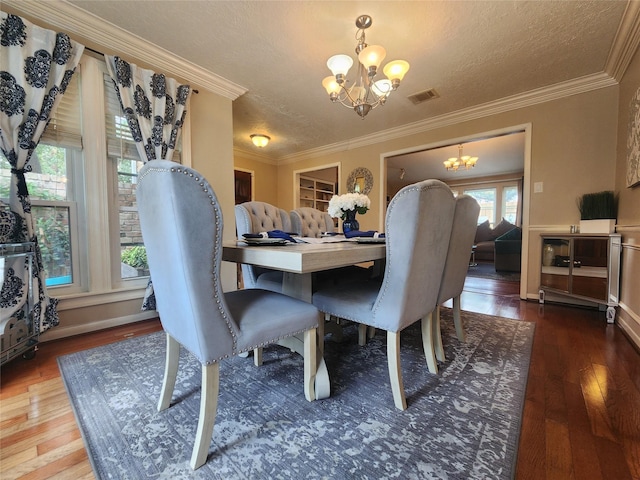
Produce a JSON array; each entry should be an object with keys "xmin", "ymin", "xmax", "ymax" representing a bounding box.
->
[{"xmin": 1, "ymin": 273, "xmax": 639, "ymax": 479}]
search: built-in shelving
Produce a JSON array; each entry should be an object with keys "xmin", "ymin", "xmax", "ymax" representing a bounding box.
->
[{"xmin": 298, "ymin": 176, "xmax": 335, "ymax": 213}]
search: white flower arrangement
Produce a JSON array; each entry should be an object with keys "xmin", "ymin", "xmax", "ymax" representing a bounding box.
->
[{"xmin": 327, "ymin": 193, "xmax": 371, "ymax": 220}]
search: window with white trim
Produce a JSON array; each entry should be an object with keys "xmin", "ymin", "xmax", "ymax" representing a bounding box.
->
[
  {"xmin": 102, "ymin": 65, "xmax": 181, "ymax": 284},
  {"xmin": 0, "ymin": 70, "xmax": 86, "ymax": 292},
  {"xmin": 464, "ymin": 187, "xmax": 497, "ymax": 226}
]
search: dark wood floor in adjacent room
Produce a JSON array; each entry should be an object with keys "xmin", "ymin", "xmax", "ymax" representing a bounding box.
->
[{"xmin": 1, "ymin": 274, "xmax": 639, "ymax": 479}]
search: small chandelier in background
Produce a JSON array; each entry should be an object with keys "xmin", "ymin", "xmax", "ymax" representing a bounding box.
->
[
  {"xmin": 444, "ymin": 144, "xmax": 478, "ymax": 171},
  {"xmin": 322, "ymin": 15, "xmax": 410, "ymax": 119},
  {"xmin": 250, "ymin": 134, "xmax": 270, "ymax": 148}
]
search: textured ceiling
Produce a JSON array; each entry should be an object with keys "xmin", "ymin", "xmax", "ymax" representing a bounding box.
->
[{"xmin": 64, "ymin": 1, "xmax": 633, "ymax": 166}]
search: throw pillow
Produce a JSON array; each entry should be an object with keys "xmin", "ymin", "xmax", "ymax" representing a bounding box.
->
[
  {"xmin": 474, "ymin": 220, "xmax": 493, "ymax": 243},
  {"xmin": 491, "ymin": 218, "xmax": 516, "ymax": 239}
]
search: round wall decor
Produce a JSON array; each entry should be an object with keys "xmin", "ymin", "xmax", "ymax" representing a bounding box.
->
[{"xmin": 347, "ymin": 167, "xmax": 373, "ymax": 195}]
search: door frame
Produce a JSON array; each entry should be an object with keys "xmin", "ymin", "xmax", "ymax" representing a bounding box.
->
[{"xmin": 379, "ymin": 123, "xmax": 532, "ymax": 300}]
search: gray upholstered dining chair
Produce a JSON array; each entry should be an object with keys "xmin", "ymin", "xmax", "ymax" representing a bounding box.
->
[
  {"xmin": 234, "ymin": 201, "xmax": 292, "ymax": 292},
  {"xmin": 424, "ymin": 194, "xmax": 480, "ymax": 374},
  {"xmin": 312, "ymin": 179, "xmax": 456, "ymax": 410},
  {"xmin": 291, "ymin": 206, "xmax": 373, "ymax": 342},
  {"xmin": 136, "ymin": 161, "xmax": 319, "ymax": 470},
  {"xmin": 290, "ymin": 207, "xmax": 335, "ymax": 237}
]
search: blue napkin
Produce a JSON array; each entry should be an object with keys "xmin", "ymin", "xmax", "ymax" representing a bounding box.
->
[
  {"xmin": 243, "ymin": 230, "xmax": 297, "ymax": 242},
  {"xmin": 344, "ymin": 230, "xmax": 385, "ymax": 239}
]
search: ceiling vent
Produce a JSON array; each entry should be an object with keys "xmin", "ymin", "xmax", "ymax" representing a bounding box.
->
[{"xmin": 407, "ymin": 88, "xmax": 439, "ymax": 105}]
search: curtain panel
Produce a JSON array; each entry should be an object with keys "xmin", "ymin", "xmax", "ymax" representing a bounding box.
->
[
  {"xmin": 0, "ymin": 13, "xmax": 84, "ymax": 334},
  {"xmin": 105, "ymin": 55, "xmax": 191, "ymax": 311}
]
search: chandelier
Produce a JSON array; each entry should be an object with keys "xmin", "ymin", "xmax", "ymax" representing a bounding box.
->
[
  {"xmin": 444, "ymin": 144, "xmax": 479, "ymax": 171},
  {"xmin": 322, "ymin": 15, "xmax": 410, "ymax": 118}
]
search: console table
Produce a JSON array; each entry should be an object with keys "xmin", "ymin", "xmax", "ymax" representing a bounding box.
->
[{"xmin": 538, "ymin": 233, "xmax": 621, "ymax": 323}]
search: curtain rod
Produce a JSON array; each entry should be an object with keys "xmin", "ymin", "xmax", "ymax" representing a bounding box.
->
[{"xmin": 84, "ymin": 46, "xmax": 199, "ymax": 93}]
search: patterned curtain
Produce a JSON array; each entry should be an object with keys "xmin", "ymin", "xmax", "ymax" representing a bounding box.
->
[
  {"xmin": 0, "ymin": 13, "xmax": 84, "ymax": 334},
  {"xmin": 105, "ymin": 55, "xmax": 191, "ymax": 310}
]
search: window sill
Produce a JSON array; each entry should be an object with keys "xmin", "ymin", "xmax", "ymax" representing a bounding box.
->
[{"xmin": 55, "ymin": 286, "xmax": 149, "ymax": 311}]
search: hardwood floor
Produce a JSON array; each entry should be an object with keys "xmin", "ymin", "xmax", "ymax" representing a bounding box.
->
[{"xmin": 1, "ymin": 275, "xmax": 639, "ymax": 479}]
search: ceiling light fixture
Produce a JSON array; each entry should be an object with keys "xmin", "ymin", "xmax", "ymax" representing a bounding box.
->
[
  {"xmin": 250, "ymin": 134, "xmax": 270, "ymax": 148},
  {"xmin": 444, "ymin": 144, "xmax": 478, "ymax": 171},
  {"xmin": 322, "ymin": 15, "xmax": 410, "ymax": 119}
]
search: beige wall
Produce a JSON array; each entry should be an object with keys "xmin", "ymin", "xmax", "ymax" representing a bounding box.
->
[
  {"xmin": 614, "ymin": 46, "xmax": 640, "ymax": 346},
  {"xmin": 189, "ymin": 91, "xmax": 237, "ymax": 292}
]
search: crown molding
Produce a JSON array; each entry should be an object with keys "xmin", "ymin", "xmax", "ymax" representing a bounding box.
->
[
  {"xmin": 233, "ymin": 147, "xmax": 279, "ymax": 165},
  {"xmin": 278, "ymin": 72, "xmax": 618, "ymax": 165},
  {"xmin": 605, "ymin": 0, "xmax": 640, "ymax": 81},
  {"xmin": 2, "ymin": 0, "xmax": 247, "ymax": 99}
]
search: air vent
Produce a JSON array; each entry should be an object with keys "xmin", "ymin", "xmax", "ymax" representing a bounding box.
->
[{"xmin": 407, "ymin": 88, "xmax": 440, "ymax": 105}]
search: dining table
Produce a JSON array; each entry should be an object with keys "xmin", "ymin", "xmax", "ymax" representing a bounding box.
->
[{"xmin": 222, "ymin": 237, "xmax": 386, "ymax": 399}]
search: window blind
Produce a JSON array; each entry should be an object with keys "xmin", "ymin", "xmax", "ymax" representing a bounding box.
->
[{"xmin": 40, "ymin": 66, "xmax": 83, "ymax": 150}]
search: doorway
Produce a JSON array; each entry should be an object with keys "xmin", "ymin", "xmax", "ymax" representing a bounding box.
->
[
  {"xmin": 381, "ymin": 125, "xmax": 532, "ymax": 299},
  {"xmin": 234, "ymin": 169, "xmax": 253, "ymax": 204}
]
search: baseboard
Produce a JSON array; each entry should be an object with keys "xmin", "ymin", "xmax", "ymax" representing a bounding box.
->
[
  {"xmin": 617, "ymin": 302, "xmax": 640, "ymax": 351},
  {"xmin": 40, "ymin": 310, "xmax": 158, "ymax": 342}
]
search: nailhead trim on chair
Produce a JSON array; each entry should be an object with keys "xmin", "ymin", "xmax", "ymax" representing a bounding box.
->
[
  {"xmin": 148, "ymin": 165, "xmax": 319, "ymax": 365},
  {"xmin": 145, "ymin": 165, "xmax": 240, "ymax": 358}
]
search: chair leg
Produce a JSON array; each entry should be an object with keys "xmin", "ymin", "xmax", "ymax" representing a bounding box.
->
[
  {"xmin": 387, "ymin": 331, "xmax": 407, "ymax": 410},
  {"xmin": 318, "ymin": 315, "xmax": 326, "ymax": 360},
  {"xmin": 158, "ymin": 333, "xmax": 180, "ymax": 412},
  {"xmin": 368, "ymin": 326, "xmax": 376, "ymax": 339},
  {"xmin": 253, "ymin": 348, "xmax": 263, "ymax": 366},
  {"xmin": 453, "ymin": 295, "xmax": 466, "ymax": 342},
  {"xmin": 190, "ymin": 362, "xmax": 220, "ymax": 470},
  {"xmin": 433, "ymin": 305, "xmax": 445, "ymax": 362},
  {"xmin": 358, "ymin": 324, "xmax": 368, "ymax": 346},
  {"xmin": 421, "ymin": 313, "xmax": 439, "ymax": 374},
  {"xmin": 303, "ymin": 327, "xmax": 318, "ymax": 402}
]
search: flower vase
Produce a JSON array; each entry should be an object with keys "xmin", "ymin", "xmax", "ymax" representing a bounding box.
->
[{"xmin": 342, "ymin": 210, "xmax": 359, "ymax": 235}]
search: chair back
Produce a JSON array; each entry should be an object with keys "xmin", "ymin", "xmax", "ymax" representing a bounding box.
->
[
  {"xmin": 372, "ymin": 180, "xmax": 455, "ymax": 331},
  {"xmin": 235, "ymin": 201, "xmax": 291, "ymax": 235},
  {"xmin": 290, "ymin": 207, "xmax": 335, "ymax": 237},
  {"xmin": 234, "ymin": 201, "xmax": 291, "ymax": 288},
  {"xmin": 137, "ymin": 160, "xmax": 238, "ymax": 364},
  {"xmin": 437, "ymin": 194, "xmax": 481, "ymax": 303}
]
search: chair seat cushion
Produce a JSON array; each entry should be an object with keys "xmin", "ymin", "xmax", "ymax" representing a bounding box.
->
[
  {"xmin": 225, "ymin": 289, "xmax": 318, "ymax": 353},
  {"xmin": 312, "ymin": 281, "xmax": 381, "ymax": 325}
]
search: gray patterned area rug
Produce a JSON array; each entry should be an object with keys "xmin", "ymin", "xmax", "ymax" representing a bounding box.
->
[{"xmin": 58, "ymin": 310, "xmax": 534, "ymax": 480}]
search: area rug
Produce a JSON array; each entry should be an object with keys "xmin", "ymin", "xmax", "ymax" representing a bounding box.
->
[
  {"xmin": 58, "ymin": 310, "xmax": 534, "ymax": 480},
  {"xmin": 466, "ymin": 262, "xmax": 521, "ymax": 282}
]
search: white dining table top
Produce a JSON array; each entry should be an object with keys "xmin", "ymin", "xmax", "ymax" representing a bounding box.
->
[{"xmin": 222, "ymin": 239, "xmax": 386, "ymax": 274}]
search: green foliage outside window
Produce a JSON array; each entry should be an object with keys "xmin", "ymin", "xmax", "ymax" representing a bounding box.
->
[
  {"xmin": 35, "ymin": 209, "xmax": 71, "ymax": 278},
  {"xmin": 121, "ymin": 245, "xmax": 148, "ymax": 269}
]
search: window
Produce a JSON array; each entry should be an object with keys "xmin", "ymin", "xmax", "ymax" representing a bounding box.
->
[
  {"xmin": 103, "ymin": 69, "xmax": 147, "ymax": 281},
  {"xmin": 103, "ymin": 66, "xmax": 182, "ymax": 283},
  {"xmin": 0, "ymin": 70, "xmax": 85, "ymax": 291},
  {"xmin": 502, "ymin": 186, "xmax": 519, "ymax": 224},
  {"xmin": 464, "ymin": 188, "xmax": 497, "ymax": 226},
  {"xmin": 2, "ymin": 53, "xmax": 190, "ymax": 304}
]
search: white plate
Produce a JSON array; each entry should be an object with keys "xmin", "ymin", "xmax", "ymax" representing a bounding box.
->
[
  {"xmin": 243, "ymin": 237, "xmax": 288, "ymax": 246},
  {"xmin": 356, "ymin": 237, "xmax": 385, "ymax": 243}
]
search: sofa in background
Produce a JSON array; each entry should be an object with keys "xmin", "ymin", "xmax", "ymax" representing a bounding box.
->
[
  {"xmin": 473, "ymin": 218, "xmax": 518, "ymax": 262},
  {"xmin": 494, "ymin": 226, "xmax": 522, "ymax": 272}
]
